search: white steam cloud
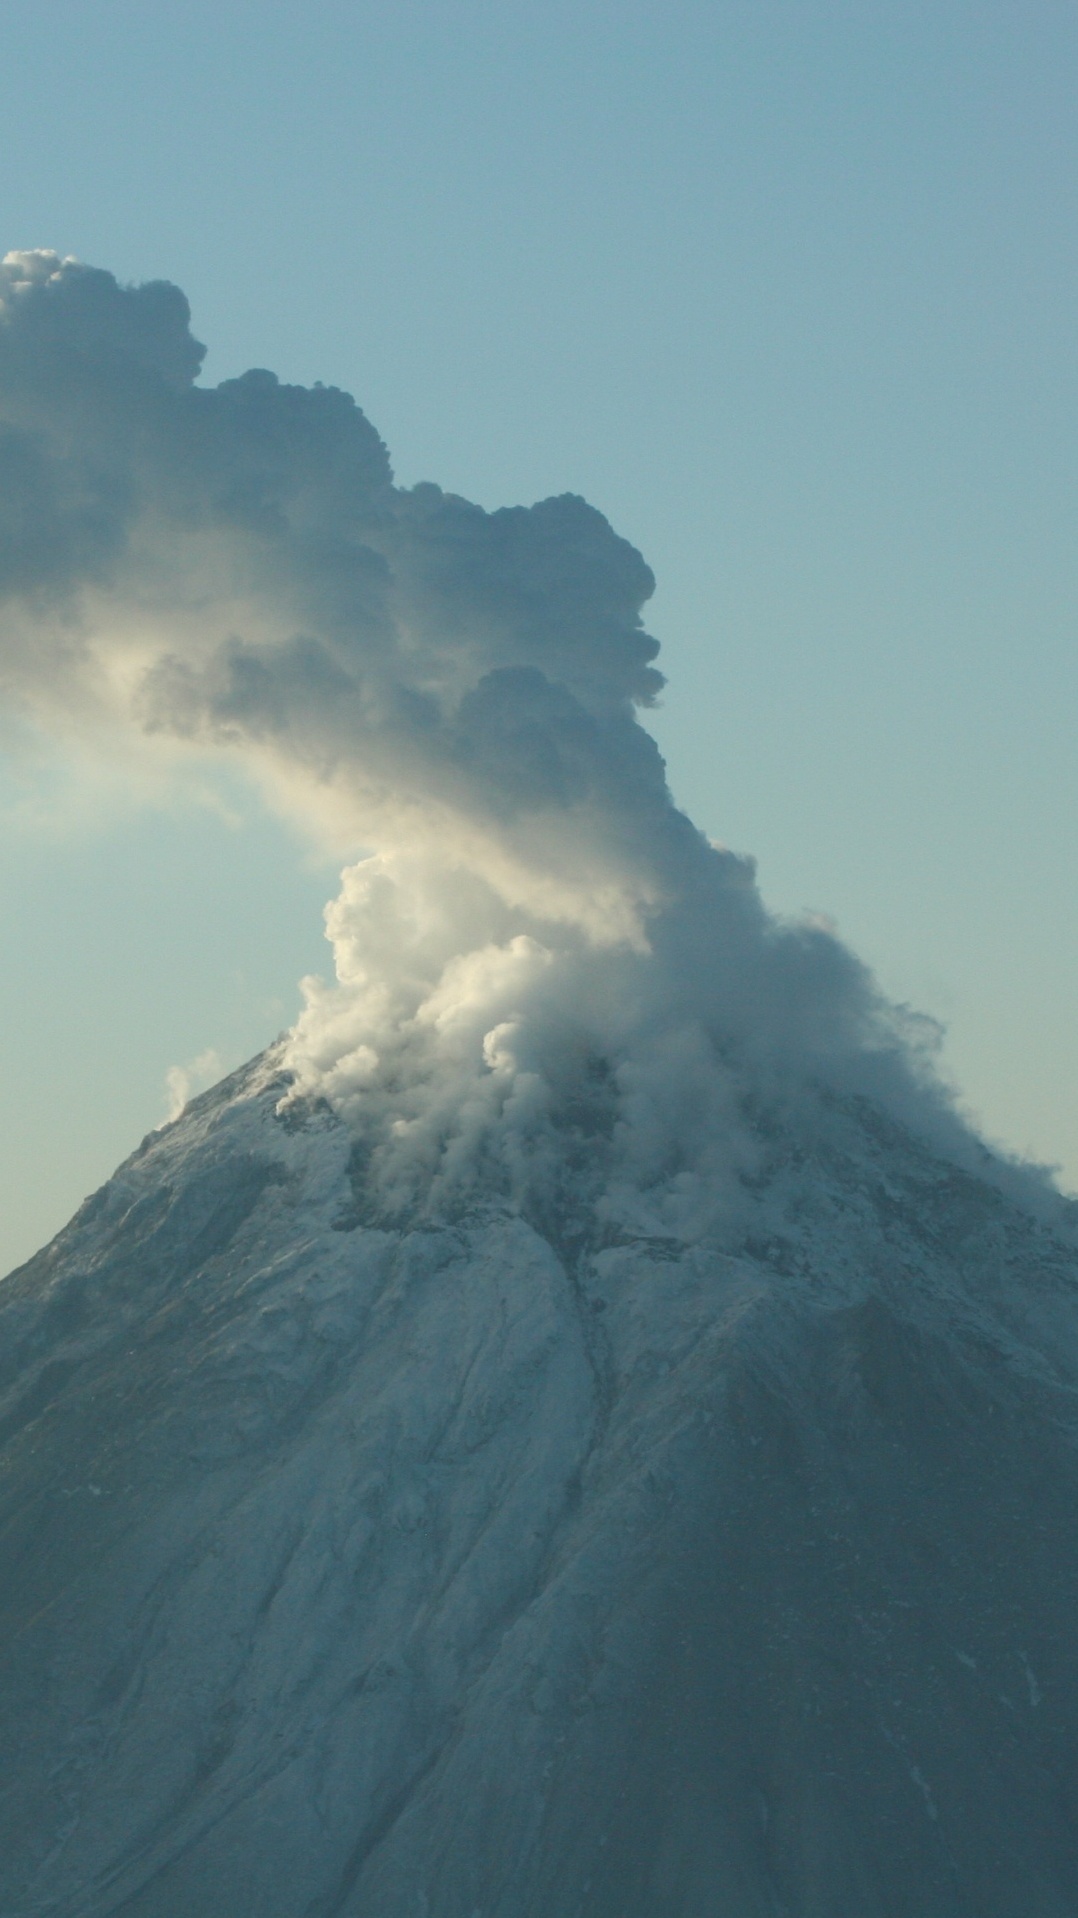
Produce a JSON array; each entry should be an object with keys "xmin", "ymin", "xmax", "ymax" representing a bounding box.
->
[
  {"xmin": 0, "ymin": 250, "xmax": 1020, "ymax": 1239},
  {"xmin": 165, "ymin": 1048, "xmax": 224, "ymax": 1124}
]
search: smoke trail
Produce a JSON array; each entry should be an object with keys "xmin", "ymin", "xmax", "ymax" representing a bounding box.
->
[{"xmin": 0, "ymin": 250, "xmax": 984, "ymax": 1239}]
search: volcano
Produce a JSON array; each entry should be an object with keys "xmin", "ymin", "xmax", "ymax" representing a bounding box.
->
[
  {"xmin": 3, "ymin": 1048, "xmax": 1078, "ymax": 1917},
  {"xmin": 4, "ymin": 248, "xmax": 1078, "ymax": 1916}
]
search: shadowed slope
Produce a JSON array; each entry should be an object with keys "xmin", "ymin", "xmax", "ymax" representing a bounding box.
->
[{"xmin": 3, "ymin": 1055, "xmax": 1078, "ymax": 1917}]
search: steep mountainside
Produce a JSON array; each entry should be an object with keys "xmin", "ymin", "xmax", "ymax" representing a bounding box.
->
[{"xmin": 3, "ymin": 1053, "xmax": 1078, "ymax": 1916}]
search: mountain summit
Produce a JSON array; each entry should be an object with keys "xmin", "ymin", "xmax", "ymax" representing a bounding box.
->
[{"xmin": 4, "ymin": 1049, "xmax": 1078, "ymax": 1917}]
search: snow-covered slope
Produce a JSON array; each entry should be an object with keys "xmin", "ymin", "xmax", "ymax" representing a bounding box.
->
[{"xmin": 4, "ymin": 1052, "xmax": 1078, "ymax": 1917}]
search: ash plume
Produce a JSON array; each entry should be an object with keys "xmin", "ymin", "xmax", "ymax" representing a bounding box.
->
[{"xmin": 0, "ymin": 250, "xmax": 1026, "ymax": 1237}]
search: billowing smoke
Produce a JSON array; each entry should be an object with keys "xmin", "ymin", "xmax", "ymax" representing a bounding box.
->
[{"xmin": 0, "ymin": 251, "xmax": 996, "ymax": 1239}]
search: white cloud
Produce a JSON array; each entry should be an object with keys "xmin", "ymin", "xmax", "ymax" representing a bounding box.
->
[
  {"xmin": 1, "ymin": 251, "xmax": 1059, "ymax": 1238},
  {"xmin": 164, "ymin": 1048, "xmax": 224, "ymax": 1124}
]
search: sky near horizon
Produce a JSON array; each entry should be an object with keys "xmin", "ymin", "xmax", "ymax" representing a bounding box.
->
[{"xmin": 1, "ymin": 0, "xmax": 1076, "ymax": 1275}]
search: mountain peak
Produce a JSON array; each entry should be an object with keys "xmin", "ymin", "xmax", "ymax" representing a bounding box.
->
[{"xmin": 4, "ymin": 1057, "xmax": 1078, "ymax": 1915}]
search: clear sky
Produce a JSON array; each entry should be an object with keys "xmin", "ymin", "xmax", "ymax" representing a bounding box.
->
[{"xmin": 2, "ymin": 0, "xmax": 1076, "ymax": 1275}]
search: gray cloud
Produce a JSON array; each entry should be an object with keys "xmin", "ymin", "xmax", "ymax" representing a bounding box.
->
[{"xmin": 0, "ymin": 253, "xmax": 666, "ymax": 877}]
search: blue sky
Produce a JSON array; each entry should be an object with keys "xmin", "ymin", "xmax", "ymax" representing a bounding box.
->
[{"xmin": 2, "ymin": 0, "xmax": 1077, "ymax": 1273}]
